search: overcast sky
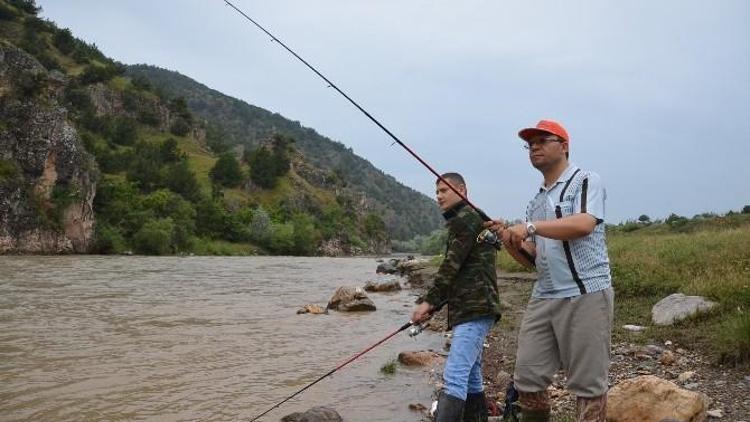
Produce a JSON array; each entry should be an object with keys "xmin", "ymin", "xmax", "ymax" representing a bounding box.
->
[{"xmin": 39, "ymin": 1, "xmax": 749, "ymax": 223}]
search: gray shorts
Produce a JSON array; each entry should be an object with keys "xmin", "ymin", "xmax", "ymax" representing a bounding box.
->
[{"xmin": 513, "ymin": 287, "xmax": 614, "ymax": 397}]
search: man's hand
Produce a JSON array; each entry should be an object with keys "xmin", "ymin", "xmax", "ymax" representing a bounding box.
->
[
  {"xmin": 411, "ymin": 301, "xmax": 433, "ymax": 323},
  {"xmin": 504, "ymin": 223, "xmax": 529, "ymax": 250},
  {"xmin": 483, "ymin": 219, "xmax": 507, "ymax": 235}
]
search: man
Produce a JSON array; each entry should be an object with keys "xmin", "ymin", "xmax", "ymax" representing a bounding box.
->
[
  {"xmin": 412, "ymin": 173, "xmax": 502, "ymax": 422},
  {"xmin": 486, "ymin": 120, "xmax": 614, "ymax": 422}
]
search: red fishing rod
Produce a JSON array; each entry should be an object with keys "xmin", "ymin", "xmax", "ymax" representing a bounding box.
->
[
  {"xmin": 223, "ymin": 0, "xmax": 492, "ymax": 223},
  {"xmin": 249, "ymin": 320, "xmax": 411, "ymax": 422},
  {"xmin": 248, "ymin": 303, "xmax": 442, "ymax": 421}
]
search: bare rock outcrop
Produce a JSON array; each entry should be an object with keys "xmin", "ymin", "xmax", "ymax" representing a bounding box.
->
[{"xmin": 0, "ymin": 42, "xmax": 96, "ymax": 253}]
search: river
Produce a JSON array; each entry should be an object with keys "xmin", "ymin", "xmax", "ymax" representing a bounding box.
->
[{"xmin": 0, "ymin": 256, "xmax": 443, "ymax": 421}]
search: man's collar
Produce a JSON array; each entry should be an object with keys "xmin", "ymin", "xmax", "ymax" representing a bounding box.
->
[
  {"xmin": 442, "ymin": 201, "xmax": 467, "ymax": 220},
  {"xmin": 539, "ymin": 163, "xmax": 579, "ymax": 192}
]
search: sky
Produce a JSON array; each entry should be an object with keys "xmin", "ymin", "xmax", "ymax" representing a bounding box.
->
[{"xmin": 38, "ymin": 1, "xmax": 750, "ymax": 223}]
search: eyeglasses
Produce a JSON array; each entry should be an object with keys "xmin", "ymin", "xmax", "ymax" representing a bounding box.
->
[{"xmin": 523, "ymin": 136, "xmax": 563, "ymax": 150}]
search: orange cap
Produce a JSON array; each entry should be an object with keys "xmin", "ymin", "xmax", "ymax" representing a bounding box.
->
[{"xmin": 518, "ymin": 119, "xmax": 570, "ymax": 143}]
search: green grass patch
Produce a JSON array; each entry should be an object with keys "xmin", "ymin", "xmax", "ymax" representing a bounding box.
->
[
  {"xmin": 380, "ymin": 359, "xmax": 397, "ymax": 375},
  {"xmin": 608, "ymin": 220, "xmax": 750, "ymax": 365},
  {"xmin": 189, "ymin": 238, "xmax": 257, "ymax": 256}
]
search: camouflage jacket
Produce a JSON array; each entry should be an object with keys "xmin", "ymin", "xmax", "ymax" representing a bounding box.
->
[{"xmin": 423, "ymin": 201, "xmax": 501, "ymax": 328}]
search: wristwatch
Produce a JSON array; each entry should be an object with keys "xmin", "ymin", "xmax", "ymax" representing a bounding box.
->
[{"xmin": 526, "ymin": 222, "xmax": 537, "ymax": 237}]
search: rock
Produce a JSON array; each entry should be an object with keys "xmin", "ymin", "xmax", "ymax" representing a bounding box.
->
[
  {"xmin": 660, "ymin": 350, "xmax": 677, "ymax": 365},
  {"xmin": 0, "ymin": 43, "xmax": 97, "ymax": 253},
  {"xmin": 296, "ymin": 304, "xmax": 328, "ymax": 315},
  {"xmin": 408, "ymin": 403, "xmax": 428, "ymax": 413},
  {"xmin": 326, "ymin": 286, "xmax": 376, "ymax": 312},
  {"xmin": 707, "ymin": 409, "xmax": 723, "ymax": 418},
  {"xmin": 678, "ymin": 371, "xmax": 697, "ymax": 383},
  {"xmin": 281, "ymin": 406, "xmax": 342, "ymax": 422},
  {"xmin": 376, "ymin": 258, "xmax": 400, "ymax": 274},
  {"xmin": 363, "ymin": 279, "xmax": 402, "ymax": 292},
  {"xmin": 623, "ymin": 324, "xmax": 647, "ymax": 332},
  {"xmin": 607, "ymin": 375, "xmax": 707, "ymax": 422},
  {"xmin": 397, "ymin": 350, "xmax": 442, "ymax": 367},
  {"xmin": 652, "ymin": 293, "xmax": 718, "ymax": 326},
  {"xmin": 494, "ymin": 370, "xmax": 512, "ymax": 388}
]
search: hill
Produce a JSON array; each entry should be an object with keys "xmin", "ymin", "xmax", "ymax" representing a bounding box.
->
[{"xmin": 0, "ymin": 0, "xmax": 441, "ymax": 255}]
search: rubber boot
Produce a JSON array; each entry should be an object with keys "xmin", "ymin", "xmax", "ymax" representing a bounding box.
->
[
  {"xmin": 576, "ymin": 394, "xmax": 607, "ymax": 422},
  {"xmin": 519, "ymin": 408, "xmax": 551, "ymax": 422},
  {"xmin": 463, "ymin": 392, "xmax": 489, "ymax": 422},
  {"xmin": 434, "ymin": 391, "xmax": 465, "ymax": 422}
]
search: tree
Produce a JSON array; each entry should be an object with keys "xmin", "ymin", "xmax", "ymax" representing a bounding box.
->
[
  {"xmin": 109, "ymin": 117, "xmax": 138, "ymax": 146},
  {"xmin": 637, "ymin": 214, "xmax": 651, "ymax": 224},
  {"xmin": 53, "ymin": 28, "xmax": 76, "ymax": 55},
  {"xmin": 742, "ymin": 205, "xmax": 750, "ymax": 214},
  {"xmin": 249, "ymin": 206, "xmax": 272, "ymax": 245},
  {"xmin": 209, "ymin": 153, "xmax": 243, "ymax": 188},
  {"xmin": 133, "ymin": 218, "xmax": 175, "ymax": 255},
  {"xmin": 165, "ymin": 161, "xmax": 202, "ymax": 202},
  {"xmin": 248, "ymin": 147, "xmax": 277, "ymax": 189}
]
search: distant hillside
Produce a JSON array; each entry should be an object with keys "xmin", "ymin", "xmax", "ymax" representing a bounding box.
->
[
  {"xmin": 0, "ymin": 0, "xmax": 439, "ymax": 255},
  {"xmin": 125, "ymin": 64, "xmax": 443, "ymax": 240}
]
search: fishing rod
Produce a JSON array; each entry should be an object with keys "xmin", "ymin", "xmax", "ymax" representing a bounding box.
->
[
  {"xmin": 223, "ymin": 0, "xmax": 493, "ymax": 223},
  {"xmin": 248, "ymin": 309, "xmax": 441, "ymax": 422}
]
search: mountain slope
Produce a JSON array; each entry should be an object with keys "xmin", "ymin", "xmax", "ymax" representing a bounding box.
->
[{"xmin": 125, "ymin": 64, "xmax": 442, "ymax": 240}]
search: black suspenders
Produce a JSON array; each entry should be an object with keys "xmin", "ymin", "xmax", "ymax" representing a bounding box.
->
[{"xmin": 554, "ymin": 169, "xmax": 587, "ymax": 295}]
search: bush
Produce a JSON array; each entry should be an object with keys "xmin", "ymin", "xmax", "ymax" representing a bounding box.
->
[
  {"xmin": 9, "ymin": 0, "xmax": 40, "ymax": 15},
  {"xmin": 209, "ymin": 153, "xmax": 243, "ymax": 188},
  {"xmin": 108, "ymin": 117, "xmax": 138, "ymax": 146},
  {"xmin": 53, "ymin": 28, "xmax": 76, "ymax": 54},
  {"xmin": 0, "ymin": 158, "xmax": 21, "ymax": 183},
  {"xmin": 164, "ymin": 161, "xmax": 202, "ymax": 202},
  {"xmin": 743, "ymin": 205, "xmax": 750, "ymax": 214},
  {"xmin": 169, "ymin": 118, "xmax": 191, "ymax": 136},
  {"xmin": 79, "ymin": 64, "xmax": 122, "ymax": 85},
  {"xmin": 133, "ymin": 218, "xmax": 175, "ymax": 255},
  {"xmin": 92, "ymin": 224, "xmax": 127, "ymax": 254},
  {"xmin": 250, "ymin": 206, "xmax": 272, "ymax": 245}
]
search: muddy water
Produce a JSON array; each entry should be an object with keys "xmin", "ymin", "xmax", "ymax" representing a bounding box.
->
[{"xmin": 0, "ymin": 256, "xmax": 443, "ymax": 422}]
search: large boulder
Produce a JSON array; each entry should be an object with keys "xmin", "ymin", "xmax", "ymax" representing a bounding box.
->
[
  {"xmin": 281, "ymin": 406, "xmax": 342, "ymax": 422},
  {"xmin": 607, "ymin": 375, "xmax": 707, "ymax": 422},
  {"xmin": 652, "ymin": 293, "xmax": 718, "ymax": 326},
  {"xmin": 363, "ymin": 279, "xmax": 402, "ymax": 292},
  {"xmin": 397, "ymin": 350, "xmax": 443, "ymax": 367},
  {"xmin": 327, "ymin": 287, "xmax": 376, "ymax": 312}
]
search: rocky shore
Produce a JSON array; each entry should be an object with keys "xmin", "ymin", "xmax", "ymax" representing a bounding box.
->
[
  {"xmin": 287, "ymin": 257, "xmax": 749, "ymax": 421},
  {"xmin": 407, "ymin": 262, "xmax": 750, "ymax": 421}
]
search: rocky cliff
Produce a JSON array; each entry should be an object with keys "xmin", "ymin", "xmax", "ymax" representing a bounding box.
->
[{"xmin": 0, "ymin": 42, "xmax": 96, "ymax": 253}]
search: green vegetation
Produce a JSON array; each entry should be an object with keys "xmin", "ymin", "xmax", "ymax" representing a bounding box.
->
[
  {"xmin": 380, "ymin": 359, "xmax": 397, "ymax": 375},
  {"xmin": 124, "ymin": 64, "xmax": 443, "ymax": 240},
  {"xmin": 608, "ymin": 212, "xmax": 750, "ymax": 365}
]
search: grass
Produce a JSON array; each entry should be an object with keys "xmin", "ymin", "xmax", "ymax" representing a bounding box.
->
[
  {"xmin": 608, "ymin": 215, "xmax": 750, "ymax": 365},
  {"xmin": 189, "ymin": 238, "xmax": 256, "ymax": 256},
  {"xmin": 380, "ymin": 359, "xmax": 397, "ymax": 375}
]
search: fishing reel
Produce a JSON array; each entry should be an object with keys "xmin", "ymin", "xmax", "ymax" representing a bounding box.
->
[
  {"xmin": 407, "ymin": 322, "xmax": 427, "ymax": 338},
  {"xmin": 477, "ymin": 228, "xmax": 502, "ymax": 249}
]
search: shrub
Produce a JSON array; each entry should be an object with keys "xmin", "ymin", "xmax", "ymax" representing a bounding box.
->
[
  {"xmin": 92, "ymin": 224, "xmax": 127, "ymax": 254},
  {"xmin": 133, "ymin": 218, "xmax": 175, "ymax": 255},
  {"xmin": 209, "ymin": 153, "xmax": 243, "ymax": 188},
  {"xmin": 0, "ymin": 158, "xmax": 21, "ymax": 183},
  {"xmin": 169, "ymin": 118, "xmax": 191, "ymax": 136},
  {"xmin": 53, "ymin": 28, "xmax": 76, "ymax": 54},
  {"xmin": 108, "ymin": 117, "xmax": 138, "ymax": 146}
]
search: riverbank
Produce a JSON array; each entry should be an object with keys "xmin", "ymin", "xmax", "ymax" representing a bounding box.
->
[{"xmin": 404, "ymin": 260, "xmax": 750, "ymax": 420}]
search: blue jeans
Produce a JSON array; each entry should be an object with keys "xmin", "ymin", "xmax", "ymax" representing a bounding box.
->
[{"xmin": 443, "ymin": 317, "xmax": 495, "ymax": 401}]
